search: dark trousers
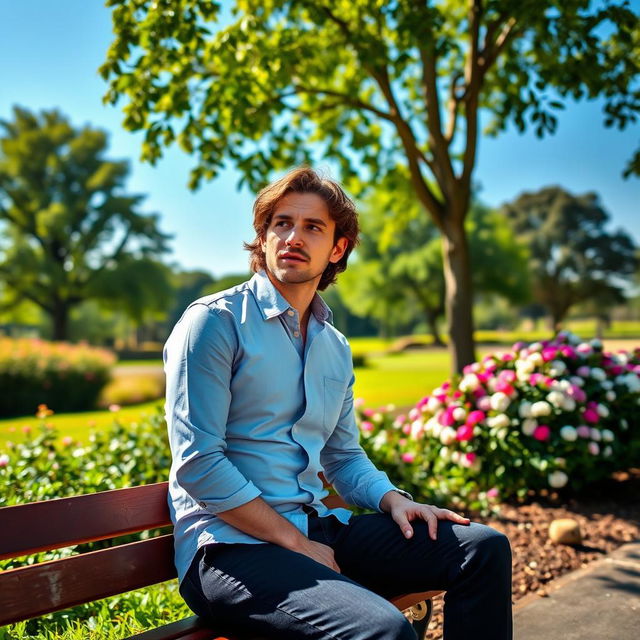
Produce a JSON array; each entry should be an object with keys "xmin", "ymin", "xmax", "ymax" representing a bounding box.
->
[{"xmin": 179, "ymin": 513, "xmax": 513, "ymax": 640}]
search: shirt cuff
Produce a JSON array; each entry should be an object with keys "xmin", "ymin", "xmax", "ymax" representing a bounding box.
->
[
  {"xmin": 196, "ymin": 481, "xmax": 262, "ymax": 514},
  {"xmin": 365, "ymin": 476, "xmax": 398, "ymax": 512}
]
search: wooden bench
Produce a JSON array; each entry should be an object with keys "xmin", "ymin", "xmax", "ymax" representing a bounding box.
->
[{"xmin": 0, "ymin": 481, "xmax": 443, "ymax": 639}]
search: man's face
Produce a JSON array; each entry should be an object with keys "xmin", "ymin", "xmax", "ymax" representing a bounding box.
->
[{"xmin": 261, "ymin": 192, "xmax": 348, "ymax": 288}]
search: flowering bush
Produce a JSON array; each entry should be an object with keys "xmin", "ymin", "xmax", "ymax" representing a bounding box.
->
[
  {"xmin": 0, "ymin": 338, "xmax": 115, "ymax": 416},
  {"xmin": 356, "ymin": 333, "xmax": 640, "ymax": 511}
]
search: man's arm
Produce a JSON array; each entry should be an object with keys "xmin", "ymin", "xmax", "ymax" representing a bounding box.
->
[{"xmin": 165, "ymin": 303, "xmax": 339, "ymax": 571}]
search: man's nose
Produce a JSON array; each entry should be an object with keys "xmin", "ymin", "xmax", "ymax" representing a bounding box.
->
[{"xmin": 285, "ymin": 226, "xmax": 303, "ymax": 246}]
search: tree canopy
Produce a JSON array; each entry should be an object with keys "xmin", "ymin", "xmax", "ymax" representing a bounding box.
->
[
  {"xmin": 0, "ymin": 107, "xmax": 172, "ymax": 340},
  {"xmin": 501, "ymin": 186, "xmax": 638, "ymax": 328},
  {"xmin": 339, "ymin": 178, "xmax": 529, "ymax": 342},
  {"xmin": 101, "ymin": 0, "xmax": 639, "ymax": 371}
]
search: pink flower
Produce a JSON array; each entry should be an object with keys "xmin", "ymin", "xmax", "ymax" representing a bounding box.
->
[
  {"xmin": 542, "ymin": 348, "xmax": 558, "ymax": 362},
  {"xmin": 466, "ymin": 410, "xmax": 486, "ymax": 427},
  {"xmin": 529, "ymin": 373, "xmax": 544, "ymax": 386},
  {"xmin": 360, "ymin": 421, "xmax": 374, "ymax": 432},
  {"xmin": 498, "ymin": 370, "xmax": 517, "ymax": 384},
  {"xmin": 61, "ymin": 436, "xmax": 74, "ymax": 446},
  {"xmin": 487, "ymin": 488, "xmax": 499, "ymax": 499},
  {"xmin": 576, "ymin": 366, "xmax": 590, "ymax": 377},
  {"xmin": 501, "ymin": 353, "xmax": 514, "ymax": 362},
  {"xmin": 533, "ymin": 425, "xmax": 551, "ymax": 441},
  {"xmin": 559, "ymin": 345, "xmax": 576, "ymax": 359},
  {"xmin": 398, "ymin": 438, "xmax": 407, "ymax": 446},
  {"xmin": 453, "ymin": 390, "xmax": 463, "ymax": 399},
  {"xmin": 495, "ymin": 380, "xmax": 515, "ymax": 396},
  {"xmin": 473, "ymin": 387, "xmax": 487, "ymax": 399},
  {"xmin": 439, "ymin": 407, "xmax": 456, "ymax": 427},
  {"xmin": 463, "ymin": 364, "xmax": 475, "ymax": 375},
  {"xmin": 576, "ymin": 425, "xmax": 591, "ymax": 438},
  {"xmin": 477, "ymin": 396, "xmax": 492, "ymax": 412},
  {"xmin": 401, "ymin": 452, "xmax": 416, "ymax": 463},
  {"xmin": 22, "ymin": 426, "xmax": 31, "ymax": 434},
  {"xmin": 363, "ymin": 408, "xmax": 375, "ymax": 417},
  {"xmin": 456, "ymin": 425, "xmax": 475, "ymax": 441},
  {"xmin": 108, "ymin": 404, "xmax": 121, "ymax": 413},
  {"xmin": 567, "ymin": 385, "xmax": 586, "ymax": 404},
  {"xmin": 609, "ymin": 365, "xmax": 624, "ymax": 376},
  {"xmin": 583, "ymin": 409, "xmax": 599, "ymax": 424},
  {"xmin": 460, "ymin": 452, "xmax": 477, "ymax": 468},
  {"xmin": 402, "ymin": 424, "xmax": 411, "ymax": 435}
]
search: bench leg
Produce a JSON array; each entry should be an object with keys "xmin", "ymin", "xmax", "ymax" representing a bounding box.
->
[{"xmin": 404, "ymin": 599, "xmax": 433, "ymax": 640}]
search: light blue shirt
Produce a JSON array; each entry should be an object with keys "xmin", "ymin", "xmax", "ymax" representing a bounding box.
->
[{"xmin": 164, "ymin": 271, "xmax": 397, "ymax": 582}]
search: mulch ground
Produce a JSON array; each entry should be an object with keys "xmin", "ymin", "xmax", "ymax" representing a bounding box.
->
[{"xmin": 423, "ymin": 468, "xmax": 640, "ymax": 639}]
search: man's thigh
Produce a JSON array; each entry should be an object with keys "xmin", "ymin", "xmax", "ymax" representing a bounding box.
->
[
  {"xmin": 334, "ymin": 513, "xmax": 502, "ymax": 598},
  {"xmin": 180, "ymin": 542, "xmax": 415, "ymax": 640}
]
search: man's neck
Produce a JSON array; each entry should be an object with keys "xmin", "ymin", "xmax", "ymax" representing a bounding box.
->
[{"xmin": 264, "ymin": 270, "xmax": 317, "ymax": 323}]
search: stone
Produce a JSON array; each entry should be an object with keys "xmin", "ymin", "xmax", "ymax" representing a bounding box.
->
[{"xmin": 548, "ymin": 518, "xmax": 582, "ymax": 545}]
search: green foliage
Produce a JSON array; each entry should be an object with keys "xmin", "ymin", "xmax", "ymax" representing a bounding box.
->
[
  {"xmin": 0, "ymin": 410, "xmax": 185, "ymax": 636},
  {"xmin": 0, "ymin": 338, "xmax": 115, "ymax": 417},
  {"xmin": 0, "ymin": 107, "xmax": 173, "ymax": 340},
  {"xmin": 501, "ymin": 186, "xmax": 638, "ymax": 327},
  {"xmin": 356, "ymin": 334, "xmax": 640, "ymax": 513},
  {"xmin": 101, "ymin": 0, "xmax": 640, "ymax": 371},
  {"xmin": 339, "ymin": 178, "xmax": 529, "ymax": 340}
]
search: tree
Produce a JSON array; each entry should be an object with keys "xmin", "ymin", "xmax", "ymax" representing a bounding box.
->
[
  {"xmin": 101, "ymin": 0, "xmax": 639, "ymax": 371},
  {"xmin": 0, "ymin": 107, "xmax": 172, "ymax": 340},
  {"xmin": 501, "ymin": 186, "xmax": 638, "ymax": 329},
  {"xmin": 339, "ymin": 176, "xmax": 529, "ymax": 343}
]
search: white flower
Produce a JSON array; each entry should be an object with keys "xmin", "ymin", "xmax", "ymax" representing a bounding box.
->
[
  {"xmin": 516, "ymin": 359, "xmax": 535, "ymax": 375},
  {"xmin": 487, "ymin": 414, "xmax": 510, "ymax": 429},
  {"xmin": 426, "ymin": 397, "xmax": 442, "ymax": 413},
  {"xmin": 409, "ymin": 408, "xmax": 420, "ymax": 421},
  {"xmin": 605, "ymin": 390, "xmax": 616, "ymax": 402},
  {"xmin": 590, "ymin": 428, "xmax": 602, "ymax": 441},
  {"xmin": 452, "ymin": 407, "xmax": 467, "ymax": 422},
  {"xmin": 597, "ymin": 404, "xmax": 609, "ymax": 418},
  {"xmin": 386, "ymin": 403, "xmax": 396, "ymax": 412},
  {"xmin": 601, "ymin": 380, "xmax": 614, "ymax": 390},
  {"xmin": 560, "ymin": 425, "xmax": 578, "ymax": 442},
  {"xmin": 548, "ymin": 471, "xmax": 568, "ymax": 488},
  {"xmin": 601, "ymin": 429, "xmax": 615, "ymax": 443},
  {"xmin": 0, "ymin": 454, "xmax": 9, "ymax": 467},
  {"xmin": 440, "ymin": 426, "xmax": 457, "ymax": 446},
  {"xmin": 588, "ymin": 441, "xmax": 600, "ymax": 455},
  {"xmin": 603, "ymin": 445, "xmax": 613, "ymax": 458},
  {"xmin": 521, "ymin": 418, "xmax": 537, "ymax": 436},
  {"xmin": 549, "ymin": 360, "xmax": 567, "ymax": 376},
  {"xmin": 518, "ymin": 401, "xmax": 533, "ymax": 419},
  {"xmin": 590, "ymin": 367, "xmax": 606, "ymax": 381},
  {"xmin": 451, "ymin": 450, "xmax": 461, "ymax": 464},
  {"xmin": 410, "ymin": 420, "xmax": 424, "ymax": 439},
  {"xmin": 531, "ymin": 401, "xmax": 552, "ymax": 417},
  {"xmin": 570, "ymin": 376, "xmax": 584, "ymax": 387},
  {"xmin": 372, "ymin": 412, "xmax": 383, "ymax": 422},
  {"xmin": 621, "ymin": 418, "xmax": 629, "ymax": 431},
  {"xmin": 624, "ymin": 373, "xmax": 640, "ymax": 393},
  {"xmin": 459, "ymin": 374, "xmax": 480, "ymax": 392},
  {"xmin": 561, "ymin": 397, "xmax": 576, "ymax": 412},
  {"xmin": 528, "ymin": 353, "xmax": 544, "ymax": 367},
  {"xmin": 546, "ymin": 390, "xmax": 566, "ymax": 408},
  {"xmin": 439, "ymin": 446, "xmax": 451, "ymax": 460},
  {"xmin": 372, "ymin": 431, "xmax": 388, "ymax": 450},
  {"xmin": 590, "ymin": 338, "xmax": 603, "ymax": 349},
  {"xmin": 490, "ymin": 392, "xmax": 511, "ymax": 412},
  {"xmin": 529, "ymin": 342, "xmax": 543, "ymax": 352}
]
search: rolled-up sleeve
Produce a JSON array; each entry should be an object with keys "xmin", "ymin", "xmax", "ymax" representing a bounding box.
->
[
  {"xmin": 164, "ymin": 303, "xmax": 262, "ymax": 513},
  {"xmin": 320, "ymin": 374, "xmax": 396, "ymax": 512}
]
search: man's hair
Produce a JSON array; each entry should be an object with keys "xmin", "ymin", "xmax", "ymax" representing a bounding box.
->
[{"xmin": 244, "ymin": 167, "xmax": 359, "ymax": 290}]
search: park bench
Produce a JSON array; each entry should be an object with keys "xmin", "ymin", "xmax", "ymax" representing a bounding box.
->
[{"xmin": 0, "ymin": 480, "xmax": 443, "ymax": 639}]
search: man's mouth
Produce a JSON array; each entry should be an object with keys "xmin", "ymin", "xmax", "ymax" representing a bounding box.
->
[{"xmin": 279, "ymin": 252, "xmax": 308, "ymax": 262}]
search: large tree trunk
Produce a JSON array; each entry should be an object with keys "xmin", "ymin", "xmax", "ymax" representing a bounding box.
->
[
  {"xmin": 441, "ymin": 216, "xmax": 476, "ymax": 373},
  {"xmin": 52, "ymin": 303, "xmax": 69, "ymax": 341},
  {"xmin": 426, "ymin": 309, "xmax": 446, "ymax": 347}
]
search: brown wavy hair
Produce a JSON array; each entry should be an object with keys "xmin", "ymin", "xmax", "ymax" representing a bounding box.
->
[{"xmin": 244, "ymin": 167, "xmax": 359, "ymax": 290}]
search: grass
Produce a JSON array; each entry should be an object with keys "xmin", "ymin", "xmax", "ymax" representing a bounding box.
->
[{"xmin": 0, "ymin": 400, "xmax": 163, "ymax": 446}]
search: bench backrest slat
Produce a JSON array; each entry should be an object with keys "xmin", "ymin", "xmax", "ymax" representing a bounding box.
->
[
  {"xmin": 0, "ymin": 482, "xmax": 171, "ymax": 560},
  {"xmin": 0, "ymin": 534, "xmax": 176, "ymax": 626}
]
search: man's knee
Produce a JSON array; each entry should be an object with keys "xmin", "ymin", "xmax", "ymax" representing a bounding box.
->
[
  {"xmin": 370, "ymin": 608, "xmax": 417, "ymax": 640},
  {"xmin": 464, "ymin": 523, "xmax": 512, "ymax": 573}
]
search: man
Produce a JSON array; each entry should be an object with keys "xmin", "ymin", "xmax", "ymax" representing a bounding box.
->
[{"xmin": 164, "ymin": 167, "xmax": 512, "ymax": 640}]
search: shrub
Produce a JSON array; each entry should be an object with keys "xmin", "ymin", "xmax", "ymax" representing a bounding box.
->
[
  {"xmin": 356, "ymin": 333, "xmax": 640, "ymax": 512},
  {"xmin": 0, "ymin": 338, "xmax": 115, "ymax": 417},
  {"xmin": 0, "ymin": 410, "xmax": 179, "ymax": 636}
]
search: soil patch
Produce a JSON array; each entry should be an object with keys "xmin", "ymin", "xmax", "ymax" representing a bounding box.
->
[{"xmin": 423, "ymin": 469, "xmax": 640, "ymax": 638}]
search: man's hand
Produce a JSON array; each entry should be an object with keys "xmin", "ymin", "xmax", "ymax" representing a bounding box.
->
[
  {"xmin": 380, "ymin": 490, "xmax": 470, "ymax": 541},
  {"xmin": 291, "ymin": 537, "xmax": 341, "ymax": 573}
]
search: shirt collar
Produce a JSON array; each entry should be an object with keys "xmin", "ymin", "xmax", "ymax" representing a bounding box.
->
[{"xmin": 249, "ymin": 270, "xmax": 333, "ymax": 324}]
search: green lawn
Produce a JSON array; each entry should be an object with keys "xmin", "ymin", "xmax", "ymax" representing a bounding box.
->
[{"xmin": 0, "ymin": 400, "xmax": 164, "ymax": 446}]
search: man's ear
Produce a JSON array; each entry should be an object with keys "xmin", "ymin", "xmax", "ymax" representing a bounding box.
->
[{"xmin": 329, "ymin": 236, "xmax": 348, "ymax": 264}]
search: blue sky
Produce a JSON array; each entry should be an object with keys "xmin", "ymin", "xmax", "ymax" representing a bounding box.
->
[{"xmin": 1, "ymin": 1, "xmax": 638, "ymax": 278}]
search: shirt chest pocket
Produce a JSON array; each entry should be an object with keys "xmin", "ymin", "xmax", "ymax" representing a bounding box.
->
[{"xmin": 323, "ymin": 376, "xmax": 348, "ymax": 432}]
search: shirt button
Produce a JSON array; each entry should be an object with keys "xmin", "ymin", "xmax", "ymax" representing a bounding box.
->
[
  {"xmin": 287, "ymin": 310, "xmax": 295, "ymax": 317},
  {"xmin": 293, "ymin": 331, "xmax": 300, "ymax": 338}
]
